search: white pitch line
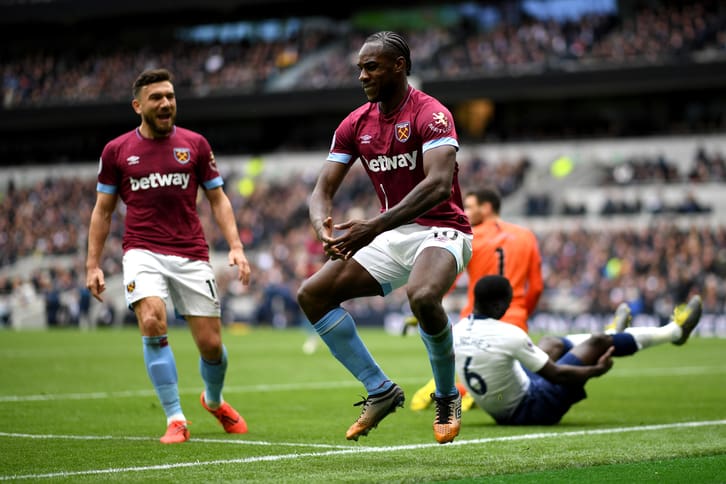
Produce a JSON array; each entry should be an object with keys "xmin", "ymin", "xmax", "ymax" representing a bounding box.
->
[
  {"xmin": 0, "ymin": 432, "xmax": 352, "ymax": 449},
  {"xmin": 1, "ymin": 420, "xmax": 724, "ymax": 481},
  {"xmin": 0, "ymin": 378, "xmax": 425, "ymax": 403},
  {"xmin": 1, "ymin": 367, "xmax": 724, "ymax": 403}
]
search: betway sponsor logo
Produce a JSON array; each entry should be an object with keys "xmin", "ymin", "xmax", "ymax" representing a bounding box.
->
[
  {"xmin": 129, "ymin": 172, "xmax": 190, "ymax": 191},
  {"xmin": 362, "ymin": 151, "xmax": 417, "ymax": 172}
]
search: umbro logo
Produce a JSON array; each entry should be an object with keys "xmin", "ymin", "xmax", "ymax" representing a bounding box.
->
[{"xmin": 127, "ymin": 155, "xmax": 140, "ymax": 165}]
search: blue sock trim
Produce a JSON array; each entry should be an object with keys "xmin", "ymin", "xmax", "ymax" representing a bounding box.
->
[
  {"xmin": 559, "ymin": 336, "xmax": 574, "ymax": 353},
  {"xmin": 313, "ymin": 308, "xmax": 389, "ymax": 394},
  {"xmin": 368, "ymin": 379, "xmax": 393, "ymax": 396},
  {"xmin": 419, "ymin": 323, "xmax": 457, "ymax": 398},
  {"xmin": 557, "ymin": 352, "xmax": 583, "ymax": 365},
  {"xmin": 142, "ymin": 335, "xmax": 182, "ymax": 418},
  {"xmin": 611, "ymin": 333, "xmax": 639, "ymax": 356},
  {"xmin": 313, "ymin": 307, "xmax": 348, "ymax": 336},
  {"xmin": 143, "ymin": 335, "xmax": 169, "ymax": 347},
  {"xmin": 419, "ymin": 323, "xmax": 451, "ymax": 342},
  {"xmin": 200, "ymin": 345, "xmax": 228, "ymax": 405}
]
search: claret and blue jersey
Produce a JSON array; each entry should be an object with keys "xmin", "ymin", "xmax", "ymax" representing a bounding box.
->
[
  {"xmin": 96, "ymin": 125, "xmax": 222, "ymax": 261},
  {"xmin": 327, "ymin": 86, "xmax": 471, "ymax": 235}
]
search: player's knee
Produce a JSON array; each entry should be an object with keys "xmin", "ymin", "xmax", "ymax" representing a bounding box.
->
[
  {"xmin": 138, "ymin": 313, "xmax": 166, "ymax": 335},
  {"xmin": 407, "ymin": 286, "xmax": 439, "ymax": 315},
  {"xmin": 296, "ymin": 280, "xmax": 315, "ymax": 311},
  {"xmin": 587, "ymin": 333, "xmax": 613, "ymax": 351},
  {"xmin": 297, "ymin": 280, "xmax": 326, "ymax": 320},
  {"xmin": 538, "ymin": 335, "xmax": 565, "ymax": 358},
  {"xmin": 197, "ymin": 334, "xmax": 222, "ymax": 358}
]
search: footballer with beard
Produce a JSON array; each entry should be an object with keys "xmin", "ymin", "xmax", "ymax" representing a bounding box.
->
[{"xmin": 86, "ymin": 68, "xmax": 251, "ymax": 444}]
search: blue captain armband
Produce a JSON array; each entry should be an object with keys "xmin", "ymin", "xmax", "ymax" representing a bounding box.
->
[
  {"xmin": 97, "ymin": 182, "xmax": 117, "ymax": 194},
  {"xmin": 203, "ymin": 176, "xmax": 224, "ymax": 190},
  {"xmin": 326, "ymin": 152, "xmax": 353, "ymax": 164}
]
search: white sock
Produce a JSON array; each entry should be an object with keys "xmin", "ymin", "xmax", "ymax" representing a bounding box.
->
[
  {"xmin": 204, "ymin": 394, "xmax": 223, "ymax": 410},
  {"xmin": 167, "ymin": 413, "xmax": 186, "ymax": 425},
  {"xmin": 563, "ymin": 333, "xmax": 591, "ymax": 346},
  {"xmin": 625, "ymin": 322, "xmax": 680, "ymax": 350}
]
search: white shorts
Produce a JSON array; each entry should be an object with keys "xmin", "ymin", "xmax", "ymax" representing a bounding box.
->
[
  {"xmin": 352, "ymin": 223, "xmax": 473, "ymax": 295},
  {"xmin": 122, "ymin": 249, "xmax": 221, "ymax": 317}
]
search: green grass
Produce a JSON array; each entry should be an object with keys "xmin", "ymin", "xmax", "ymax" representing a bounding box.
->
[{"xmin": 1, "ymin": 326, "xmax": 725, "ymax": 483}]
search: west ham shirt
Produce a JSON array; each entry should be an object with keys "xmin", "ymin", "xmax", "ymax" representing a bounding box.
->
[
  {"xmin": 327, "ymin": 86, "xmax": 471, "ymax": 234},
  {"xmin": 97, "ymin": 126, "xmax": 223, "ymax": 261}
]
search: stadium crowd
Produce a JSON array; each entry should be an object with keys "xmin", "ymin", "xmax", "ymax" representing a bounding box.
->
[
  {"xmin": 3, "ymin": 1, "xmax": 725, "ymax": 108},
  {"xmin": 297, "ymin": 1, "xmax": 726, "ymax": 89},
  {"xmin": 602, "ymin": 146, "xmax": 726, "ymax": 185},
  {"xmin": 1, "ymin": 1, "xmax": 725, "ymax": 331},
  {"xmin": 1, "ymin": 147, "xmax": 724, "ymax": 329}
]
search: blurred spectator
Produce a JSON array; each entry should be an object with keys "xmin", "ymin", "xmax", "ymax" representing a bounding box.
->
[
  {"xmin": 689, "ymin": 147, "xmax": 726, "ymax": 182},
  {"xmin": 0, "ymin": 275, "xmax": 11, "ymax": 326},
  {"xmin": 3, "ymin": 145, "xmax": 726, "ymax": 328},
  {"xmin": 527, "ymin": 193, "xmax": 552, "ymax": 216},
  {"xmin": 2, "ymin": 1, "xmax": 726, "ymax": 108},
  {"xmin": 677, "ymin": 190, "xmax": 711, "ymax": 213},
  {"xmin": 538, "ymin": 222, "xmax": 724, "ymax": 319}
]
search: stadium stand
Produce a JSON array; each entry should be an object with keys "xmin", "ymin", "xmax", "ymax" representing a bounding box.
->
[
  {"xmin": 0, "ymin": 0, "xmax": 725, "ymax": 338},
  {"xmin": 2, "ymin": 0, "xmax": 726, "ymax": 162},
  {"xmin": 3, "ymin": 1, "xmax": 726, "ymax": 108}
]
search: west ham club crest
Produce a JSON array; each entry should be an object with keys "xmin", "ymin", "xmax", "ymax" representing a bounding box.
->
[
  {"xmin": 395, "ymin": 122, "xmax": 410, "ymax": 142},
  {"xmin": 174, "ymin": 147, "xmax": 191, "ymax": 164}
]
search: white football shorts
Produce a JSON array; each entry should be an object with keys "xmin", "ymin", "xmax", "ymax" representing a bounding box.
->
[
  {"xmin": 352, "ymin": 223, "xmax": 473, "ymax": 295},
  {"xmin": 122, "ymin": 249, "xmax": 221, "ymax": 317}
]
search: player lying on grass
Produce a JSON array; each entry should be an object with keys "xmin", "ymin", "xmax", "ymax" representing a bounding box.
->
[{"xmin": 454, "ymin": 275, "xmax": 702, "ymax": 425}]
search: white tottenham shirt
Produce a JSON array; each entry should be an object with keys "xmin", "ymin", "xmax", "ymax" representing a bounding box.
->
[{"xmin": 453, "ymin": 316, "xmax": 550, "ymax": 421}]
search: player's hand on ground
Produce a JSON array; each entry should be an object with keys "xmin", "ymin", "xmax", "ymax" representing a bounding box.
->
[
  {"xmin": 86, "ymin": 267, "xmax": 106, "ymax": 302},
  {"xmin": 229, "ymin": 247, "xmax": 251, "ymax": 285}
]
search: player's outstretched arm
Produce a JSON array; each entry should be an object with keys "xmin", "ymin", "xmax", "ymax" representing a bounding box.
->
[
  {"xmin": 309, "ymin": 161, "xmax": 350, "ymax": 260},
  {"xmin": 537, "ymin": 346, "xmax": 614, "ymax": 385},
  {"xmin": 86, "ymin": 191, "xmax": 118, "ymax": 302},
  {"xmin": 205, "ymin": 186, "xmax": 250, "ymax": 285}
]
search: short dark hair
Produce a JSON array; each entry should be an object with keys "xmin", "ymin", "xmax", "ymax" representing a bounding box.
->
[
  {"xmin": 365, "ymin": 31, "xmax": 412, "ymax": 75},
  {"xmin": 132, "ymin": 68, "xmax": 173, "ymax": 99},
  {"xmin": 466, "ymin": 185, "xmax": 502, "ymax": 214},
  {"xmin": 473, "ymin": 275, "xmax": 512, "ymax": 319}
]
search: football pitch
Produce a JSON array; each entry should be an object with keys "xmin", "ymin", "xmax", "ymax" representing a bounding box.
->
[{"xmin": 1, "ymin": 326, "xmax": 724, "ymax": 483}]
